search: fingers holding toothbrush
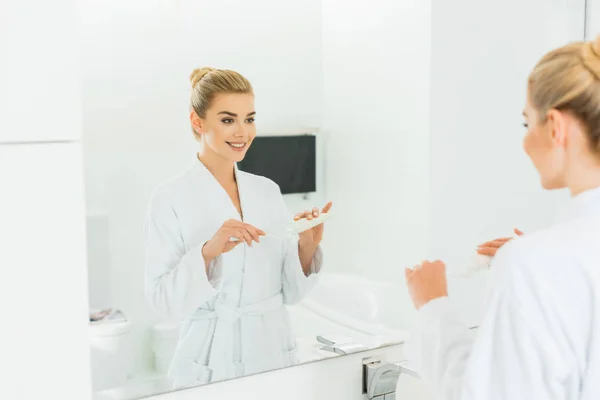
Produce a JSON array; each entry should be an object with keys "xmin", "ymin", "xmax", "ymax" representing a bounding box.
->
[
  {"xmin": 514, "ymin": 228, "xmax": 524, "ymax": 236},
  {"xmin": 476, "ymin": 228, "xmax": 524, "ymax": 257},
  {"xmin": 295, "ymin": 202, "xmax": 332, "ymax": 275},
  {"xmin": 202, "ymin": 219, "xmax": 266, "ymax": 264},
  {"xmin": 293, "ymin": 201, "xmax": 333, "ymax": 222},
  {"xmin": 296, "ymin": 201, "xmax": 333, "ymax": 247},
  {"xmin": 321, "ymin": 201, "xmax": 333, "ymax": 215}
]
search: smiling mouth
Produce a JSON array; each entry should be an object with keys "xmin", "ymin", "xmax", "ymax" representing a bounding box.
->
[{"xmin": 227, "ymin": 142, "xmax": 247, "ymax": 150}]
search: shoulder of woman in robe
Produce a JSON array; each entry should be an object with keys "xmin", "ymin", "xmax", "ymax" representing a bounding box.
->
[
  {"xmin": 150, "ymin": 167, "xmax": 202, "ymax": 203},
  {"xmin": 487, "ymin": 225, "xmax": 593, "ymax": 348},
  {"xmin": 489, "ymin": 225, "xmax": 582, "ymax": 294},
  {"xmin": 492, "ymin": 227, "xmax": 559, "ymax": 265},
  {"xmin": 146, "ymin": 170, "xmax": 196, "ymax": 216}
]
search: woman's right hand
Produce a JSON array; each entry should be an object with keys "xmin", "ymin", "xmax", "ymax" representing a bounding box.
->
[
  {"xmin": 202, "ymin": 219, "xmax": 266, "ymax": 264},
  {"xmin": 476, "ymin": 228, "xmax": 524, "ymax": 257}
]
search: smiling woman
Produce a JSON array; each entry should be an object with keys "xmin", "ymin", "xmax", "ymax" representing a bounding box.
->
[
  {"xmin": 143, "ymin": 66, "xmax": 332, "ymax": 390},
  {"xmin": 189, "ymin": 67, "xmax": 256, "ymax": 160}
]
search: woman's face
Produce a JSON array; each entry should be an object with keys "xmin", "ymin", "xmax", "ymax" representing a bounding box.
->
[
  {"xmin": 522, "ymin": 92, "xmax": 567, "ymax": 190},
  {"xmin": 192, "ymin": 93, "xmax": 256, "ymax": 163}
]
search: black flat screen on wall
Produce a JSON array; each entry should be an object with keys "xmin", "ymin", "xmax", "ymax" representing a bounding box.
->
[{"xmin": 238, "ymin": 135, "xmax": 316, "ymax": 194}]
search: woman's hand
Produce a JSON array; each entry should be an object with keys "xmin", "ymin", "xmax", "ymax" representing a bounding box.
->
[
  {"xmin": 405, "ymin": 260, "xmax": 448, "ymax": 310},
  {"xmin": 295, "ymin": 201, "xmax": 333, "ymax": 250},
  {"xmin": 295, "ymin": 201, "xmax": 332, "ymax": 275},
  {"xmin": 202, "ymin": 219, "xmax": 265, "ymax": 264},
  {"xmin": 476, "ymin": 228, "xmax": 524, "ymax": 257}
]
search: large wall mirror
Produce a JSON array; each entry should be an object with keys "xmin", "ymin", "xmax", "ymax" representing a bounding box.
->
[{"xmin": 81, "ymin": 1, "xmax": 584, "ymax": 399}]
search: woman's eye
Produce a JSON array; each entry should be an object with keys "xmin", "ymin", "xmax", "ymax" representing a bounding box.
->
[
  {"xmin": 246, "ymin": 118, "xmax": 255, "ymax": 123},
  {"xmin": 222, "ymin": 118, "xmax": 234, "ymax": 124},
  {"xmin": 522, "ymin": 122, "xmax": 528, "ymax": 128}
]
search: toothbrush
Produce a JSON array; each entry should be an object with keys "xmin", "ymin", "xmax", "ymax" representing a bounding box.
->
[
  {"xmin": 229, "ymin": 212, "xmax": 331, "ymax": 242},
  {"xmin": 291, "ymin": 211, "xmax": 331, "ymax": 233},
  {"xmin": 446, "ymin": 253, "xmax": 492, "ymax": 278},
  {"xmin": 447, "ymin": 231, "xmax": 522, "ymax": 278}
]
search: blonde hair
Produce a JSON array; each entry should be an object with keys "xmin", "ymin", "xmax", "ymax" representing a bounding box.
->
[
  {"xmin": 528, "ymin": 36, "xmax": 600, "ymax": 153},
  {"xmin": 189, "ymin": 67, "xmax": 253, "ymax": 118}
]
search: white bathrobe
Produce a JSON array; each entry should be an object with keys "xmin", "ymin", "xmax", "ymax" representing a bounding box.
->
[
  {"xmin": 144, "ymin": 159, "xmax": 322, "ymax": 388},
  {"xmin": 406, "ymin": 186, "xmax": 600, "ymax": 400}
]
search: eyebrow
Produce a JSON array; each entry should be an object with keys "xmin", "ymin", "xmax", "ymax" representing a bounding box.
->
[{"xmin": 217, "ymin": 111, "xmax": 256, "ymax": 117}]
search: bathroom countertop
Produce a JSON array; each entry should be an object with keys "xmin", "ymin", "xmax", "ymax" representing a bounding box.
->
[{"xmin": 93, "ymin": 372, "xmax": 173, "ymax": 400}]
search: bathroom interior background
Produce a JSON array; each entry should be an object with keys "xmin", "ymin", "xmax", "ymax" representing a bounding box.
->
[
  {"xmin": 2, "ymin": 1, "xmax": 596, "ymax": 400},
  {"xmin": 79, "ymin": 0, "xmax": 588, "ymax": 395}
]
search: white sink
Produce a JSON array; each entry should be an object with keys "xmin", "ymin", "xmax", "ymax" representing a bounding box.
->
[{"xmin": 288, "ymin": 272, "xmax": 410, "ymax": 359}]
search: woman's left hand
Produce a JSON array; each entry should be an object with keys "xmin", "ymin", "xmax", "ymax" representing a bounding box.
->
[
  {"xmin": 295, "ymin": 201, "xmax": 333, "ymax": 250},
  {"xmin": 405, "ymin": 260, "xmax": 448, "ymax": 310},
  {"xmin": 477, "ymin": 228, "xmax": 524, "ymax": 257}
]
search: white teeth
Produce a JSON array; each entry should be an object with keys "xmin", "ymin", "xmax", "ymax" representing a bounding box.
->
[{"xmin": 229, "ymin": 143, "xmax": 245, "ymax": 148}]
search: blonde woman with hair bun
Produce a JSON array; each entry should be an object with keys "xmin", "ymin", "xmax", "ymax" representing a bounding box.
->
[
  {"xmin": 405, "ymin": 36, "xmax": 600, "ymax": 399},
  {"xmin": 144, "ymin": 67, "xmax": 332, "ymax": 388}
]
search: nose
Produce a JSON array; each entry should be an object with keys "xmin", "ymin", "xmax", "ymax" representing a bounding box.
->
[{"xmin": 233, "ymin": 121, "xmax": 250, "ymax": 138}]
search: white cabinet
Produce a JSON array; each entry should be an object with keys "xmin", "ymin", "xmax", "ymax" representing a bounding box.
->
[
  {"xmin": 0, "ymin": 0, "xmax": 80, "ymax": 144},
  {"xmin": 0, "ymin": 143, "xmax": 91, "ymax": 400}
]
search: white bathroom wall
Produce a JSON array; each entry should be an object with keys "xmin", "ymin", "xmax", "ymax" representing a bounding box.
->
[
  {"xmin": 0, "ymin": 1, "xmax": 92, "ymax": 400},
  {"xmin": 0, "ymin": 0, "xmax": 81, "ymax": 143},
  {"xmin": 2, "ymin": 1, "xmax": 593, "ymax": 400},
  {"xmin": 321, "ymin": 0, "xmax": 432, "ymax": 328},
  {"xmin": 428, "ymin": 0, "xmax": 584, "ymax": 326},
  {"xmin": 78, "ymin": 0, "xmax": 324, "ymax": 374},
  {"xmin": 588, "ymin": 0, "xmax": 600, "ymax": 38}
]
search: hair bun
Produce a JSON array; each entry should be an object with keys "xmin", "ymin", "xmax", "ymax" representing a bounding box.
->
[
  {"xmin": 582, "ymin": 36, "xmax": 600, "ymax": 80},
  {"xmin": 190, "ymin": 67, "xmax": 216, "ymax": 88}
]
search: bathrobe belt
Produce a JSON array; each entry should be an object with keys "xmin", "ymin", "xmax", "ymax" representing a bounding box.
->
[{"xmin": 189, "ymin": 293, "xmax": 285, "ymax": 380}]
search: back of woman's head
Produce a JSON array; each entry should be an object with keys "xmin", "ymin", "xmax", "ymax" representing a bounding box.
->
[
  {"xmin": 528, "ymin": 36, "xmax": 600, "ymax": 154},
  {"xmin": 189, "ymin": 67, "xmax": 253, "ymax": 118}
]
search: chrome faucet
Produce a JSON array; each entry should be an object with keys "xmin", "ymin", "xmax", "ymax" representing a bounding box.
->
[
  {"xmin": 363, "ymin": 357, "xmax": 420, "ymax": 400},
  {"xmin": 362, "ymin": 326, "xmax": 477, "ymax": 399}
]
